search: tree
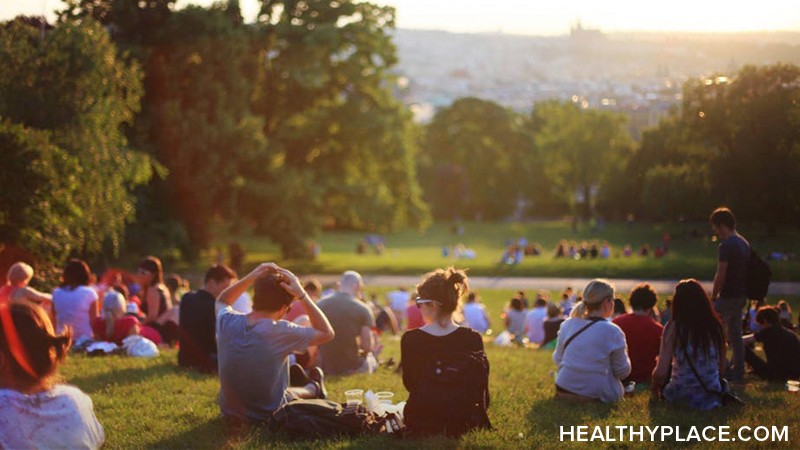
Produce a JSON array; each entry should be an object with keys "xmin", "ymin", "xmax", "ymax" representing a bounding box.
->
[
  {"xmin": 0, "ymin": 18, "xmax": 151, "ymax": 266},
  {"xmin": 529, "ymin": 100, "xmax": 632, "ymax": 218},
  {"xmin": 421, "ymin": 97, "xmax": 530, "ymax": 220}
]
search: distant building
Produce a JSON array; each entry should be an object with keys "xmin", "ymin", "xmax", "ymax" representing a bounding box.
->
[{"xmin": 570, "ymin": 21, "xmax": 606, "ymax": 45}]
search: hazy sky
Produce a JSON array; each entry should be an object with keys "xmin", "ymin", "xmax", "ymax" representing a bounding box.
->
[{"xmin": 3, "ymin": 0, "xmax": 799, "ymax": 35}]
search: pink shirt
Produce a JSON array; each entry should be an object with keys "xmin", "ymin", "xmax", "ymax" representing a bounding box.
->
[{"xmin": 405, "ymin": 304, "xmax": 425, "ymax": 330}]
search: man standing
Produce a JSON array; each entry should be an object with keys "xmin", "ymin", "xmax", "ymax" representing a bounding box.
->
[
  {"xmin": 178, "ymin": 265, "xmax": 237, "ymax": 372},
  {"xmin": 710, "ymin": 207, "xmax": 750, "ymax": 381},
  {"xmin": 318, "ymin": 271, "xmax": 376, "ymax": 375}
]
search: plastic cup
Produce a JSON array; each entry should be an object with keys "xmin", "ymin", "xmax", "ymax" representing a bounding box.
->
[
  {"xmin": 625, "ymin": 381, "xmax": 636, "ymax": 395},
  {"xmin": 376, "ymin": 391, "xmax": 395, "ymax": 405},
  {"xmin": 786, "ymin": 380, "xmax": 799, "ymax": 392},
  {"xmin": 345, "ymin": 389, "xmax": 364, "ymax": 406}
]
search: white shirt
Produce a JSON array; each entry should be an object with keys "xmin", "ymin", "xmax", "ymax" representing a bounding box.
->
[
  {"xmin": 463, "ymin": 302, "xmax": 490, "ymax": 333},
  {"xmin": 0, "ymin": 385, "xmax": 105, "ymax": 450},
  {"xmin": 53, "ymin": 286, "xmax": 98, "ymax": 340},
  {"xmin": 231, "ymin": 291, "xmax": 253, "ymax": 314},
  {"xmin": 552, "ymin": 317, "xmax": 631, "ymax": 402},
  {"xmin": 525, "ymin": 306, "xmax": 548, "ymax": 344},
  {"xmin": 387, "ymin": 290, "xmax": 410, "ymax": 313}
]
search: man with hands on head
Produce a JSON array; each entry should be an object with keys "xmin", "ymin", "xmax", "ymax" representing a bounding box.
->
[{"xmin": 215, "ymin": 263, "xmax": 335, "ymax": 423}]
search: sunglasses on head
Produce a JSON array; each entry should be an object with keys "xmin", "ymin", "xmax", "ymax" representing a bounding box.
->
[{"xmin": 415, "ymin": 297, "xmax": 441, "ymax": 309}]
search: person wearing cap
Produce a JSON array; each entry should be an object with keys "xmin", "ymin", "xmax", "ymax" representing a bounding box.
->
[
  {"xmin": 553, "ymin": 279, "xmax": 631, "ymax": 402},
  {"xmin": 216, "ymin": 263, "xmax": 334, "ymax": 423}
]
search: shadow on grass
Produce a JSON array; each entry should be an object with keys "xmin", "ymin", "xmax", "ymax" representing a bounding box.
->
[
  {"xmin": 67, "ymin": 360, "xmax": 183, "ymax": 394},
  {"xmin": 526, "ymin": 394, "xmax": 615, "ymax": 439},
  {"xmin": 149, "ymin": 415, "xmax": 233, "ymax": 448}
]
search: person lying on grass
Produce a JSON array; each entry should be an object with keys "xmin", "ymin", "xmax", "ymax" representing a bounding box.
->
[
  {"xmin": 216, "ymin": 263, "xmax": 335, "ymax": 423},
  {"xmin": 0, "ymin": 301, "xmax": 104, "ymax": 449}
]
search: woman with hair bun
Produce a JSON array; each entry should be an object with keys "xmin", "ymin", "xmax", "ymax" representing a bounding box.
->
[
  {"xmin": 401, "ymin": 267, "xmax": 491, "ymax": 437},
  {"xmin": 0, "ymin": 301, "xmax": 104, "ymax": 449},
  {"xmin": 552, "ymin": 279, "xmax": 631, "ymax": 402}
]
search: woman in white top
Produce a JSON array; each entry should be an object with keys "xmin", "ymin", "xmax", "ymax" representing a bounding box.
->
[
  {"xmin": 52, "ymin": 259, "xmax": 99, "ymax": 341},
  {"xmin": 552, "ymin": 279, "xmax": 631, "ymax": 402},
  {"xmin": 0, "ymin": 301, "xmax": 104, "ymax": 449}
]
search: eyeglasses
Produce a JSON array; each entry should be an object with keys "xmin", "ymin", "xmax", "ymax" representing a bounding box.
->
[{"xmin": 415, "ymin": 297, "xmax": 441, "ymax": 309}]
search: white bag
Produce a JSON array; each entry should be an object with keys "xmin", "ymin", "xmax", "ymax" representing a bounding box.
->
[
  {"xmin": 493, "ymin": 330, "xmax": 513, "ymax": 347},
  {"xmin": 122, "ymin": 335, "xmax": 159, "ymax": 358}
]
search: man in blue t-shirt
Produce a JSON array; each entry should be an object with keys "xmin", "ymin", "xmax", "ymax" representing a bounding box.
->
[{"xmin": 710, "ymin": 207, "xmax": 750, "ymax": 381}]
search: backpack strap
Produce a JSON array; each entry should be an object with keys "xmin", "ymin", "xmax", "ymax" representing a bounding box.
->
[{"xmin": 562, "ymin": 317, "xmax": 604, "ymax": 353}]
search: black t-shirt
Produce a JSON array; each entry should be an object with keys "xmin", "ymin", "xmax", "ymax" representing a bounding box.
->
[
  {"xmin": 718, "ymin": 234, "xmax": 750, "ymax": 298},
  {"xmin": 755, "ymin": 325, "xmax": 800, "ymax": 380},
  {"xmin": 178, "ymin": 289, "xmax": 217, "ymax": 371},
  {"xmin": 401, "ymin": 327, "xmax": 484, "ymax": 393}
]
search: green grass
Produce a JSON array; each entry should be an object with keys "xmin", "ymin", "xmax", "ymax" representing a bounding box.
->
[
  {"xmin": 200, "ymin": 221, "xmax": 799, "ymax": 281},
  {"xmin": 59, "ymin": 288, "xmax": 800, "ymax": 449}
]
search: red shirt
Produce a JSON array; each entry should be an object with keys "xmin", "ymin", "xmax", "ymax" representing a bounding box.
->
[
  {"xmin": 405, "ymin": 304, "xmax": 425, "ymax": 330},
  {"xmin": 91, "ymin": 316, "xmax": 139, "ymax": 344},
  {"xmin": 283, "ymin": 300, "xmax": 308, "ymax": 323},
  {"xmin": 612, "ymin": 313, "xmax": 663, "ymax": 382}
]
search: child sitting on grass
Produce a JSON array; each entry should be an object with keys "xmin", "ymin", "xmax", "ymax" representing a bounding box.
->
[{"xmin": 0, "ymin": 301, "xmax": 104, "ymax": 449}]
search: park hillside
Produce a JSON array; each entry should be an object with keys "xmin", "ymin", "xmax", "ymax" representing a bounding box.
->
[{"xmin": 2, "ymin": 1, "xmax": 800, "ymax": 286}]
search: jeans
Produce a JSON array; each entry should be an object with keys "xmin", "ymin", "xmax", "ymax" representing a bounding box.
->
[{"xmin": 715, "ymin": 297, "xmax": 747, "ymax": 380}]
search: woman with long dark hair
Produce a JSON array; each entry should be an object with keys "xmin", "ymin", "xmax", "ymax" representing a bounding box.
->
[
  {"xmin": 52, "ymin": 259, "xmax": 99, "ymax": 341},
  {"xmin": 652, "ymin": 279, "xmax": 726, "ymax": 410},
  {"xmin": 137, "ymin": 256, "xmax": 176, "ymax": 344}
]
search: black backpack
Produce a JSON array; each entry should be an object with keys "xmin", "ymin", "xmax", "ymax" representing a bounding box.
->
[
  {"xmin": 404, "ymin": 350, "xmax": 492, "ymax": 437},
  {"xmin": 271, "ymin": 399, "xmax": 385, "ymax": 439},
  {"xmin": 746, "ymin": 249, "xmax": 771, "ymax": 301}
]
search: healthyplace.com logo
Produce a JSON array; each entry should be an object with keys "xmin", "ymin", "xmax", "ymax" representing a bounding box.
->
[{"xmin": 560, "ymin": 426, "xmax": 789, "ymax": 443}]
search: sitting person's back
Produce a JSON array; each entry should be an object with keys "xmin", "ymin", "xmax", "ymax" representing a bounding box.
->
[
  {"xmin": 612, "ymin": 284, "xmax": 663, "ymax": 382},
  {"xmin": 653, "ymin": 279, "xmax": 725, "ymax": 410},
  {"xmin": 462, "ymin": 292, "xmax": 490, "ymax": 334},
  {"xmin": 525, "ymin": 296, "xmax": 548, "ymax": 345},
  {"xmin": 744, "ymin": 306, "xmax": 800, "ymax": 381},
  {"xmin": 91, "ymin": 291, "xmax": 139, "ymax": 345},
  {"xmin": 52, "ymin": 259, "xmax": 99, "ymax": 341},
  {"xmin": 401, "ymin": 268, "xmax": 491, "ymax": 437},
  {"xmin": 216, "ymin": 264, "xmax": 334, "ymax": 422},
  {"xmin": 178, "ymin": 265, "xmax": 236, "ymax": 372},
  {"xmin": 317, "ymin": 271, "xmax": 375, "ymax": 375},
  {"xmin": 553, "ymin": 280, "xmax": 631, "ymax": 402},
  {"xmin": 541, "ymin": 303, "xmax": 564, "ymax": 348},
  {"xmin": 0, "ymin": 301, "xmax": 104, "ymax": 449}
]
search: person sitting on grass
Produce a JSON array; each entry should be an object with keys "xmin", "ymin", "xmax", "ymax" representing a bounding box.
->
[
  {"xmin": 91, "ymin": 291, "xmax": 140, "ymax": 345},
  {"xmin": 137, "ymin": 256, "xmax": 177, "ymax": 345},
  {"xmin": 401, "ymin": 268, "xmax": 490, "ymax": 437},
  {"xmin": 743, "ymin": 306, "xmax": 800, "ymax": 382},
  {"xmin": 525, "ymin": 293, "xmax": 548, "ymax": 346},
  {"xmin": 540, "ymin": 303, "xmax": 564, "ymax": 349},
  {"xmin": 652, "ymin": 279, "xmax": 726, "ymax": 410},
  {"xmin": 777, "ymin": 300, "xmax": 794, "ymax": 330},
  {"xmin": 318, "ymin": 271, "xmax": 376, "ymax": 375},
  {"xmin": 612, "ymin": 283, "xmax": 663, "ymax": 383},
  {"xmin": 504, "ymin": 297, "xmax": 527, "ymax": 345},
  {"xmin": 553, "ymin": 279, "xmax": 631, "ymax": 402},
  {"xmin": 52, "ymin": 259, "xmax": 99, "ymax": 342},
  {"xmin": 463, "ymin": 292, "xmax": 491, "ymax": 334},
  {"xmin": 216, "ymin": 263, "xmax": 334, "ymax": 423},
  {"xmin": 0, "ymin": 301, "xmax": 104, "ymax": 449},
  {"xmin": 178, "ymin": 265, "xmax": 237, "ymax": 373},
  {"xmin": 0, "ymin": 262, "xmax": 52, "ymax": 308}
]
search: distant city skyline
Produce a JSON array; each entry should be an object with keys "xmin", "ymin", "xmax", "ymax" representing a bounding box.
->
[{"xmin": 3, "ymin": 0, "xmax": 799, "ymax": 35}]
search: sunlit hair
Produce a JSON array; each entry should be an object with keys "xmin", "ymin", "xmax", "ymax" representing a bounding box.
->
[
  {"xmin": 253, "ymin": 273, "xmax": 293, "ymax": 312},
  {"xmin": 102, "ymin": 291, "xmax": 126, "ymax": 339},
  {"xmin": 709, "ymin": 207, "xmax": 736, "ymax": 229},
  {"xmin": 755, "ymin": 306, "xmax": 780, "ymax": 326},
  {"xmin": 0, "ymin": 301, "xmax": 72, "ymax": 391},
  {"xmin": 571, "ymin": 279, "xmax": 615, "ymax": 318},
  {"xmin": 546, "ymin": 303, "xmax": 562, "ymax": 319},
  {"xmin": 671, "ymin": 279, "xmax": 724, "ymax": 357},
  {"xmin": 416, "ymin": 267, "xmax": 468, "ymax": 325},
  {"xmin": 6, "ymin": 262, "xmax": 34, "ymax": 286},
  {"xmin": 138, "ymin": 256, "xmax": 163, "ymax": 286}
]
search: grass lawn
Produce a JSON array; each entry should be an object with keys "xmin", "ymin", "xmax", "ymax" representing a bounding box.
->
[
  {"xmin": 202, "ymin": 221, "xmax": 799, "ymax": 281},
  {"xmin": 59, "ymin": 288, "xmax": 800, "ymax": 449}
]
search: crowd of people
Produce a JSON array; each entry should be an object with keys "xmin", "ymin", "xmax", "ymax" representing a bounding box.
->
[{"xmin": 1, "ymin": 206, "xmax": 798, "ymax": 447}]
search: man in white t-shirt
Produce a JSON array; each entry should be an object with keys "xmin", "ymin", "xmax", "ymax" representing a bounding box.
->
[
  {"xmin": 525, "ymin": 297, "xmax": 548, "ymax": 345},
  {"xmin": 462, "ymin": 292, "xmax": 490, "ymax": 334}
]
